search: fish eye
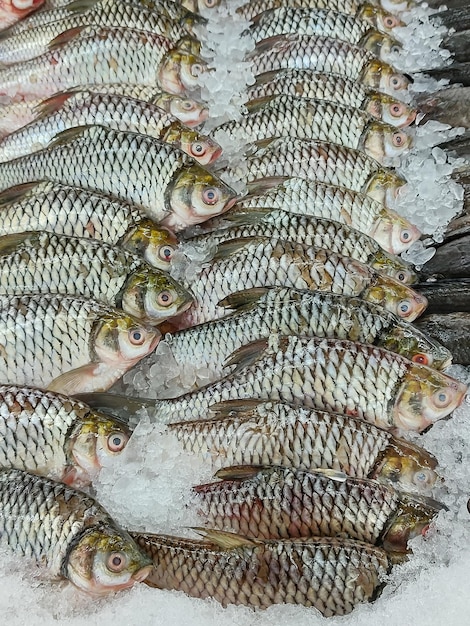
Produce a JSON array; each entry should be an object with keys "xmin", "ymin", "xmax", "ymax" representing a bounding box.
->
[
  {"xmin": 400, "ymin": 229, "xmax": 411, "ymax": 242},
  {"xmin": 395, "ymin": 269, "xmax": 410, "ymax": 283},
  {"xmin": 191, "ymin": 142, "xmax": 207, "ymax": 157},
  {"xmin": 390, "ymin": 44, "xmax": 401, "ymax": 54},
  {"xmin": 412, "ymin": 353, "xmax": 429, "ymax": 366},
  {"xmin": 397, "ymin": 299, "xmax": 411, "ymax": 317},
  {"xmin": 191, "ymin": 63, "xmax": 203, "ymax": 77},
  {"xmin": 433, "ymin": 390, "xmax": 451, "ymax": 408},
  {"xmin": 202, "ymin": 187, "xmax": 220, "ymax": 205},
  {"xmin": 107, "ymin": 431, "xmax": 129, "ymax": 453},
  {"xmin": 390, "ymin": 74, "xmax": 405, "ymax": 88},
  {"xmin": 384, "ymin": 16, "xmax": 398, "ymax": 28},
  {"xmin": 205, "ymin": 0, "xmax": 218, "ymax": 6},
  {"xmin": 158, "ymin": 245, "xmax": 175, "ymax": 262},
  {"xmin": 182, "ymin": 99, "xmax": 195, "ymax": 110},
  {"xmin": 392, "ymin": 131, "xmax": 406, "ymax": 147},
  {"xmin": 107, "ymin": 552, "xmax": 128, "ymax": 573},
  {"xmin": 157, "ymin": 290, "xmax": 174, "ymax": 306},
  {"xmin": 129, "ymin": 328, "xmax": 146, "ymax": 345},
  {"xmin": 390, "ymin": 103, "xmax": 403, "ymax": 116}
]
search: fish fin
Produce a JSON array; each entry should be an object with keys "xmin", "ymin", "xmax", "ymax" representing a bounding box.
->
[
  {"xmin": 64, "ymin": 0, "xmax": 99, "ymax": 13},
  {"xmin": 0, "ymin": 181, "xmax": 47, "ymax": 208},
  {"xmin": 47, "ymin": 363, "xmax": 103, "ymax": 395},
  {"xmin": 47, "ymin": 125, "xmax": 94, "ymax": 149},
  {"xmin": 310, "ymin": 468, "xmax": 349, "ymax": 482},
  {"xmin": 48, "ymin": 26, "xmax": 87, "ymax": 51},
  {"xmin": 218, "ymin": 287, "xmax": 270, "ymax": 310},
  {"xmin": 253, "ymin": 69, "xmax": 283, "ymax": 85},
  {"xmin": 208, "ymin": 398, "xmax": 266, "ymax": 417},
  {"xmin": 211, "ymin": 237, "xmax": 258, "ymax": 261},
  {"xmin": 252, "ymin": 137, "xmax": 279, "ymax": 152},
  {"xmin": 400, "ymin": 493, "xmax": 448, "ymax": 512},
  {"xmin": 191, "ymin": 527, "xmax": 260, "ymax": 549},
  {"xmin": 223, "ymin": 338, "xmax": 268, "ymax": 371},
  {"xmin": 245, "ymin": 95, "xmax": 276, "ymax": 112},
  {"xmin": 250, "ymin": 34, "xmax": 291, "ymax": 56},
  {"xmin": 32, "ymin": 91, "xmax": 77, "ymax": 121},
  {"xmin": 0, "ymin": 231, "xmax": 41, "ymax": 256},
  {"xmin": 73, "ymin": 392, "xmax": 155, "ymax": 413},
  {"xmin": 245, "ymin": 176, "xmax": 288, "ymax": 196},
  {"xmin": 214, "ymin": 465, "xmax": 267, "ymax": 480},
  {"xmin": 215, "ymin": 208, "xmax": 275, "ymax": 228}
]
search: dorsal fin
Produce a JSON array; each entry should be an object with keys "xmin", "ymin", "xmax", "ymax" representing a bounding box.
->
[
  {"xmin": 249, "ymin": 34, "xmax": 291, "ymax": 57},
  {"xmin": 209, "ymin": 208, "xmax": 275, "ymax": 228},
  {"xmin": 211, "ymin": 237, "xmax": 266, "ymax": 262},
  {"xmin": 310, "ymin": 468, "xmax": 349, "ymax": 482},
  {"xmin": 0, "ymin": 181, "xmax": 47, "ymax": 208},
  {"xmin": 0, "ymin": 231, "xmax": 41, "ymax": 257},
  {"xmin": 32, "ymin": 91, "xmax": 78, "ymax": 122},
  {"xmin": 245, "ymin": 95, "xmax": 276, "ymax": 113},
  {"xmin": 245, "ymin": 177, "xmax": 288, "ymax": 197},
  {"xmin": 251, "ymin": 137, "xmax": 279, "ymax": 152},
  {"xmin": 47, "ymin": 125, "xmax": 97, "ymax": 149},
  {"xmin": 253, "ymin": 69, "xmax": 285, "ymax": 85},
  {"xmin": 218, "ymin": 287, "xmax": 270, "ymax": 311},
  {"xmin": 223, "ymin": 338, "xmax": 268, "ymax": 372},
  {"xmin": 208, "ymin": 398, "xmax": 266, "ymax": 418},
  {"xmin": 191, "ymin": 527, "xmax": 260, "ymax": 549},
  {"xmin": 65, "ymin": 0, "xmax": 100, "ymax": 13},
  {"xmin": 48, "ymin": 26, "xmax": 88, "ymax": 52},
  {"xmin": 214, "ymin": 464, "xmax": 267, "ymax": 481}
]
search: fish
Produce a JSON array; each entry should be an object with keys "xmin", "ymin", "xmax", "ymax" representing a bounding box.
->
[
  {"xmin": 246, "ymin": 69, "xmax": 417, "ymax": 128},
  {"xmin": 148, "ymin": 335, "xmax": 467, "ymax": 432},
  {"xmin": 181, "ymin": 0, "xmax": 220, "ymax": 14},
  {"xmin": 0, "ymin": 90, "xmax": 222, "ymax": 165},
  {"xmin": 245, "ymin": 34, "xmax": 411, "ymax": 97},
  {"xmin": 0, "ymin": 384, "xmax": 132, "ymax": 487},
  {"xmin": 134, "ymin": 287, "xmax": 450, "ymax": 395},
  {"xmin": 0, "ymin": 293, "xmax": 161, "ymax": 394},
  {"xmin": 0, "ymin": 26, "xmax": 206, "ymax": 101},
  {"xmin": 221, "ymin": 137, "xmax": 406, "ymax": 207},
  {"xmin": 0, "ymin": 181, "xmax": 179, "ymax": 271},
  {"xmin": 194, "ymin": 465, "xmax": 444, "ymax": 552},
  {"xmin": 236, "ymin": 0, "xmax": 405, "ymax": 35},
  {"xmin": 234, "ymin": 177, "xmax": 420, "ymax": 255},
  {"xmin": 0, "ymin": 125, "xmax": 237, "ymax": 231},
  {"xmin": 247, "ymin": 8, "xmax": 401, "ymax": 61},
  {"xmin": 0, "ymin": 0, "xmax": 44, "ymax": 29},
  {"xmin": 184, "ymin": 210, "xmax": 418, "ymax": 283},
  {"xmin": 174, "ymin": 237, "xmax": 426, "ymax": 327},
  {"xmin": 416, "ymin": 313, "xmax": 470, "ymax": 366},
  {"xmin": 168, "ymin": 399, "xmax": 440, "ymax": 493},
  {"xmin": 0, "ymin": 88, "xmax": 209, "ymax": 137},
  {"xmin": 0, "ymin": 1, "xmax": 200, "ymax": 65},
  {"xmin": 0, "ymin": 231, "xmax": 193, "ymax": 326},
  {"xmin": 214, "ymin": 95, "xmax": 412, "ymax": 163},
  {"xmin": 0, "ymin": 468, "xmax": 153, "ymax": 595},
  {"xmin": 134, "ymin": 529, "xmax": 390, "ymax": 615}
]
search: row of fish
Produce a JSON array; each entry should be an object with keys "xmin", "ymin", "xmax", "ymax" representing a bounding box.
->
[{"xmin": 0, "ymin": 0, "xmax": 466, "ymax": 618}]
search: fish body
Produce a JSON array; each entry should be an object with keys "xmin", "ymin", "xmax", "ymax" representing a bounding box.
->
[
  {"xmin": 246, "ymin": 69, "xmax": 416, "ymax": 128},
  {"xmin": 152, "ymin": 335, "xmax": 466, "ymax": 432},
  {"xmin": 215, "ymin": 95, "xmax": 411, "ymax": 163},
  {"xmin": 222, "ymin": 137, "xmax": 406, "ymax": 207},
  {"xmin": 0, "ymin": 26, "xmax": 205, "ymax": 101},
  {"xmin": 194, "ymin": 465, "xmax": 443, "ymax": 552},
  {"xmin": 0, "ymin": 90, "xmax": 222, "ymax": 165},
  {"xmin": 185, "ymin": 211, "xmax": 417, "ymax": 283},
  {"xmin": 0, "ymin": 469, "xmax": 152, "ymax": 595},
  {"xmin": 138, "ymin": 287, "xmax": 449, "ymax": 394},
  {"xmin": 235, "ymin": 177, "xmax": 420, "ymax": 255},
  {"xmin": 0, "ymin": 1, "xmax": 197, "ymax": 65},
  {"xmin": 0, "ymin": 384, "xmax": 131, "ymax": 487},
  {"xmin": 170, "ymin": 399, "xmax": 439, "ymax": 493},
  {"xmin": 246, "ymin": 34, "xmax": 410, "ymax": 97},
  {"xmin": 135, "ymin": 530, "xmax": 389, "ymax": 615},
  {"xmin": 0, "ymin": 125, "xmax": 237, "ymax": 230},
  {"xmin": 176, "ymin": 237, "xmax": 426, "ymax": 326},
  {"xmin": 0, "ymin": 293, "xmax": 161, "ymax": 394},
  {"xmin": 247, "ymin": 8, "xmax": 400, "ymax": 61},
  {"xmin": 0, "ymin": 231, "xmax": 193, "ymax": 325},
  {"xmin": 0, "ymin": 181, "xmax": 178, "ymax": 270}
]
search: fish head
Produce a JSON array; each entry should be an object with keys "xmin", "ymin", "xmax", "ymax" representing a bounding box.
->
[
  {"xmin": 364, "ymin": 169, "xmax": 406, "ymax": 207},
  {"xmin": 364, "ymin": 277, "xmax": 427, "ymax": 321},
  {"xmin": 68, "ymin": 412, "xmax": 131, "ymax": 486},
  {"xmin": 360, "ymin": 31, "xmax": 402, "ymax": 61},
  {"xmin": 380, "ymin": 324, "xmax": 453, "ymax": 370},
  {"xmin": 93, "ymin": 311, "xmax": 161, "ymax": 365},
  {"xmin": 165, "ymin": 163, "xmax": 238, "ymax": 230},
  {"xmin": 164, "ymin": 124, "xmax": 223, "ymax": 165},
  {"xmin": 370, "ymin": 249, "xmax": 417, "ymax": 284},
  {"xmin": 182, "ymin": 0, "xmax": 220, "ymax": 13},
  {"xmin": 120, "ymin": 219, "xmax": 179, "ymax": 271},
  {"xmin": 362, "ymin": 121, "xmax": 412, "ymax": 162},
  {"xmin": 158, "ymin": 49, "xmax": 207, "ymax": 95},
  {"xmin": 393, "ymin": 367, "xmax": 468, "ymax": 431},
  {"xmin": 377, "ymin": 0, "xmax": 416, "ymax": 14},
  {"xmin": 365, "ymin": 93, "xmax": 417, "ymax": 128},
  {"xmin": 370, "ymin": 208, "xmax": 421, "ymax": 254},
  {"xmin": 0, "ymin": 0, "xmax": 43, "ymax": 28},
  {"xmin": 373, "ymin": 437, "xmax": 439, "ymax": 493},
  {"xmin": 358, "ymin": 4, "xmax": 405, "ymax": 35},
  {"xmin": 361, "ymin": 59, "xmax": 411, "ymax": 97},
  {"xmin": 122, "ymin": 268, "xmax": 193, "ymax": 324},
  {"xmin": 66, "ymin": 527, "xmax": 153, "ymax": 596},
  {"xmin": 153, "ymin": 93, "xmax": 209, "ymax": 128},
  {"xmin": 382, "ymin": 494, "xmax": 445, "ymax": 552}
]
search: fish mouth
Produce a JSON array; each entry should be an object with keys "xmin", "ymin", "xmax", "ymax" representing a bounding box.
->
[{"xmin": 132, "ymin": 564, "xmax": 153, "ymax": 583}]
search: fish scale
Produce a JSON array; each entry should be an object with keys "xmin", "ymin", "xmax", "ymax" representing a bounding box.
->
[
  {"xmin": 237, "ymin": 0, "xmax": 396, "ymax": 22},
  {"xmin": 151, "ymin": 335, "xmax": 466, "ymax": 432}
]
